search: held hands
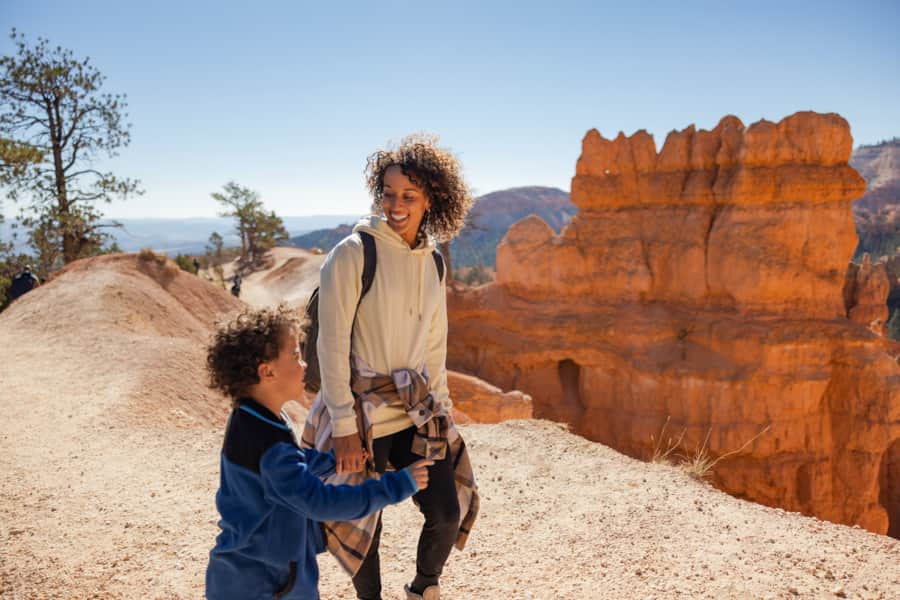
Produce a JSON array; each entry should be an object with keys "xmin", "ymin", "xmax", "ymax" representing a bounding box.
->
[
  {"xmin": 405, "ymin": 459, "xmax": 434, "ymax": 491},
  {"xmin": 331, "ymin": 434, "xmax": 433, "ymax": 490},
  {"xmin": 332, "ymin": 434, "xmax": 367, "ymax": 474}
]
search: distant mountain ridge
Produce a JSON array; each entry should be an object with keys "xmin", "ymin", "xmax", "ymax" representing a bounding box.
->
[
  {"xmin": 287, "ymin": 186, "xmax": 575, "ymax": 269},
  {"xmin": 850, "ymin": 139, "xmax": 900, "ymax": 260},
  {"xmin": 851, "ymin": 138, "xmax": 900, "ymax": 212},
  {"xmin": 287, "ymin": 223, "xmax": 354, "ymax": 252},
  {"xmin": 0, "ymin": 215, "xmax": 359, "ymax": 255},
  {"xmin": 453, "ymin": 186, "xmax": 574, "ymax": 268}
]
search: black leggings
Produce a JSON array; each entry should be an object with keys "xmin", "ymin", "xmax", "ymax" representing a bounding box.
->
[{"xmin": 352, "ymin": 426, "xmax": 460, "ymax": 600}]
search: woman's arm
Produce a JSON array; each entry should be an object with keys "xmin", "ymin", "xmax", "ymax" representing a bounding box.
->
[
  {"xmin": 424, "ymin": 268, "xmax": 451, "ymax": 410},
  {"xmin": 317, "ymin": 238, "xmax": 368, "ymax": 472},
  {"xmin": 317, "ymin": 238, "xmax": 363, "ymax": 437}
]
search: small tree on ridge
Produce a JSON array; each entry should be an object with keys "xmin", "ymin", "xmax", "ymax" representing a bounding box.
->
[
  {"xmin": 212, "ymin": 181, "xmax": 288, "ymax": 270},
  {"xmin": 0, "ymin": 29, "xmax": 141, "ymax": 268}
]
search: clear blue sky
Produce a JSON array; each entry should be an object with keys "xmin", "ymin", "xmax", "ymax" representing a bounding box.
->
[{"xmin": 2, "ymin": 0, "xmax": 898, "ymax": 219}]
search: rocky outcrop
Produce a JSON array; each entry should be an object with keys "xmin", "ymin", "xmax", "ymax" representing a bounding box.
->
[
  {"xmin": 497, "ymin": 112, "xmax": 864, "ymax": 318},
  {"xmin": 447, "ymin": 371, "xmax": 532, "ymax": 423},
  {"xmin": 843, "ymin": 254, "xmax": 891, "ymax": 336},
  {"xmin": 448, "ymin": 112, "xmax": 900, "ymax": 536}
]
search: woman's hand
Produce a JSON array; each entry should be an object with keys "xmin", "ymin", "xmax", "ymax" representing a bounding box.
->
[
  {"xmin": 332, "ymin": 434, "xmax": 367, "ymax": 473},
  {"xmin": 406, "ymin": 459, "xmax": 434, "ymax": 491}
]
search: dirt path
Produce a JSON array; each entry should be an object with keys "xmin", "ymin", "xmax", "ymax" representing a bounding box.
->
[
  {"xmin": 2, "ymin": 326, "xmax": 898, "ymax": 600},
  {"xmin": 2, "ymin": 256, "xmax": 899, "ymax": 599}
]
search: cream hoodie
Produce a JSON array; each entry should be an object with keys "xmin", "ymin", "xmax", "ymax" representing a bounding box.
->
[{"xmin": 316, "ymin": 216, "xmax": 450, "ymax": 439}]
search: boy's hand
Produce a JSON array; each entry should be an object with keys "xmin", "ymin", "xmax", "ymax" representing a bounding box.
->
[
  {"xmin": 332, "ymin": 434, "xmax": 366, "ymax": 474},
  {"xmin": 406, "ymin": 459, "xmax": 434, "ymax": 491}
]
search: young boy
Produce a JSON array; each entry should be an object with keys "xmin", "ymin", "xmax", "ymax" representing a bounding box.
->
[{"xmin": 205, "ymin": 305, "xmax": 431, "ymax": 600}]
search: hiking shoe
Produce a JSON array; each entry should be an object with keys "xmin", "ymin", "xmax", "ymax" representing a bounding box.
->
[{"xmin": 404, "ymin": 583, "xmax": 440, "ymax": 600}]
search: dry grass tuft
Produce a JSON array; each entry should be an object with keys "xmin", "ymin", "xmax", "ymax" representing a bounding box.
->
[
  {"xmin": 650, "ymin": 417, "xmax": 770, "ymax": 480},
  {"xmin": 137, "ymin": 248, "xmax": 167, "ymax": 264},
  {"xmin": 650, "ymin": 416, "xmax": 685, "ymax": 464},
  {"xmin": 678, "ymin": 426, "xmax": 771, "ymax": 480}
]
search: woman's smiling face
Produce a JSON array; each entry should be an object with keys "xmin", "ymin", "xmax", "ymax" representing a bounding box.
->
[{"xmin": 381, "ymin": 165, "xmax": 430, "ymax": 247}]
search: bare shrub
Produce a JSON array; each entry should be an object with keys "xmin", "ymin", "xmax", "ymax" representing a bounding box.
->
[
  {"xmin": 678, "ymin": 426, "xmax": 771, "ymax": 480},
  {"xmin": 650, "ymin": 416, "xmax": 685, "ymax": 464}
]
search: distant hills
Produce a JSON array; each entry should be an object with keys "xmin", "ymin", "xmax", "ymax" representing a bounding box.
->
[
  {"xmin": 851, "ymin": 139, "xmax": 900, "ymax": 259},
  {"xmin": 109, "ymin": 215, "xmax": 360, "ymax": 255},
  {"xmin": 451, "ymin": 186, "xmax": 574, "ymax": 268},
  {"xmin": 0, "ymin": 215, "xmax": 359, "ymax": 256},
  {"xmin": 851, "ymin": 138, "xmax": 900, "ymax": 212},
  {"xmin": 287, "ymin": 223, "xmax": 353, "ymax": 252},
  {"xmin": 287, "ymin": 186, "xmax": 576, "ymax": 270}
]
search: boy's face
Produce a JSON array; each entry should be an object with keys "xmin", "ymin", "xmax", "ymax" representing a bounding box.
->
[{"xmin": 265, "ymin": 332, "xmax": 306, "ymax": 403}]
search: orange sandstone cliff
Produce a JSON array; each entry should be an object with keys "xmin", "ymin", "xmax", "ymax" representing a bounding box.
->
[{"xmin": 447, "ymin": 112, "xmax": 900, "ymax": 536}]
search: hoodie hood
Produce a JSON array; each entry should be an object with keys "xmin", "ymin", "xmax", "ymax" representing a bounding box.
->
[
  {"xmin": 352, "ymin": 215, "xmax": 436, "ymax": 254},
  {"xmin": 351, "ymin": 215, "xmax": 440, "ymax": 327}
]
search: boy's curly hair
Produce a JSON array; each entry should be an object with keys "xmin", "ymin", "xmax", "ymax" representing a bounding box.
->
[
  {"xmin": 365, "ymin": 133, "xmax": 474, "ymax": 243},
  {"xmin": 206, "ymin": 304, "xmax": 303, "ymax": 406}
]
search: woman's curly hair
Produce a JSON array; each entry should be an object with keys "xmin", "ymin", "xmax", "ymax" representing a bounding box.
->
[
  {"xmin": 206, "ymin": 304, "xmax": 303, "ymax": 406},
  {"xmin": 365, "ymin": 133, "xmax": 474, "ymax": 243}
]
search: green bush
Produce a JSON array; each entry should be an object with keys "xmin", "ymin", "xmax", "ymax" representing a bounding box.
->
[
  {"xmin": 457, "ymin": 263, "xmax": 493, "ymax": 287},
  {"xmin": 888, "ymin": 309, "xmax": 900, "ymax": 341},
  {"xmin": 173, "ymin": 253, "xmax": 199, "ymax": 274},
  {"xmin": 0, "ymin": 275, "xmax": 11, "ymax": 312}
]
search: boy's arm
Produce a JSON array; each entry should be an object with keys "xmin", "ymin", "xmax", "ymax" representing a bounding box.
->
[
  {"xmin": 300, "ymin": 447, "xmax": 337, "ymax": 479},
  {"xmin": 259, "ymin": 443, "xmax": 418, "ymax": 522}
]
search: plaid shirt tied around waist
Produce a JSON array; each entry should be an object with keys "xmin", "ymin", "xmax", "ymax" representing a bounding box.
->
[{"xmin": 300, "ymin": 367, "xmax": 480, "ymax": 576}]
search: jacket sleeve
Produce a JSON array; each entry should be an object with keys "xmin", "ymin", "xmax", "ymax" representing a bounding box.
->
[
  {"xmin": 424, "ymin": 265, "xmax": 451, "ymax": 410},
  {"xmin": 260, "ymin": 443, "xmax": 418, "ymax": 521},
  {"xmin": 317, "ymin": 238, "xmax": 363, "ymax": 437},
  {"xmin": 301, "ymin": 447, "xmax": 337, "ymax": 479}
]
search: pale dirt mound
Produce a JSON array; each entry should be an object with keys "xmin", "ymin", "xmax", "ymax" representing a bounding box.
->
[
  {"xmin": 218, "ymin": 246, "xmax": 325, "ymax": 310},
  {"xmin": 15, "ymin": 252, "xmax": 241, "ymax": 341},
  {"xmin": 1, "ymin": 252, "xmax": 242, "ymax": 429},
  {"xmin": 2, "ymin": 252, "xmax": 900, "ymax": 599}
]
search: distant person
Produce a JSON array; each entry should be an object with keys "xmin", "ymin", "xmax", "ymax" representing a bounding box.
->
[
  {"xmin": 304, "ymin": 134, "xmax": 478, "ymax": 600},
  {"xmin": 192, "ymin": 257, "xmax": 200, "ymax": 273},
  {"xmin": 8, "ymin": 265, "xmax": 40, "ymax": 302},
  {"xmin": 230, "ymin": 273, "xmax": 241, "ymax": 298},
  {"xmin": 205, "ymin": 305, "xmax": 432, "ymax": 600}
]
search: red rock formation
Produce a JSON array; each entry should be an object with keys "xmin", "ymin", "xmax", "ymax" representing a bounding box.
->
[
  {"xmin": 448, "ymin": 112, "xmax": 900, "ymax": 536},
  {"xmin": 843, "ymin": 254, "xmax": 891, "ymax": 336},
  {"xmin": 447, "ymin": 371, "xmax": 532, "ymax": 423}
]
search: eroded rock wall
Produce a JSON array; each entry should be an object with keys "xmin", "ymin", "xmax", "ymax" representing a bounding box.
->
[
  {"xmin": 448, "ymin": 112, "xmax": 900, "ymax": 535},
  {"xmin": 497, "ymin": 113, "xmax": 863, "ymax": 318}
]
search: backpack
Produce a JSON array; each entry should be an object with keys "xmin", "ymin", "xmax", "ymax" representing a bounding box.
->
[{"xmin": 302, "ymin": 231, "xmax": 444, "ymax": 393}]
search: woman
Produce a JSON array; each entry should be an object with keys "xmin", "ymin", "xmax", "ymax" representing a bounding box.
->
[{"xmin": 309, "ymin": 134, "xmax": 477, "ymax": 600}]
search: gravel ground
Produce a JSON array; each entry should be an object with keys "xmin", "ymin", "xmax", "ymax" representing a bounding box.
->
[{"xmin": 2, "ymin": 258, "xmax": 899, "ymax": 599}]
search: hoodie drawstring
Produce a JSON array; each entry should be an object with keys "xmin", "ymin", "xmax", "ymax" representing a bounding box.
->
[
  {"xmin": 351, "ymin": 215, "xmax": 433, "ymax": 323},
  {"xmin": 418, "ymin": 252, "xmax": 425, "ymax": 322}
]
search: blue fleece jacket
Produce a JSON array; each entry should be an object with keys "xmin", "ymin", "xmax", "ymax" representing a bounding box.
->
[{"xmin": 206, "ymin": 399, "xmax": 418, "ymax": 600}]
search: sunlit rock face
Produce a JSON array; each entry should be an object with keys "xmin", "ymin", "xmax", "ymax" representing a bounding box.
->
[
  {"xmin": 448, "ymin": 112, "xmax": 900, "ymax": 536},
  {"xmin": 447, "ymin": 371, "xmax": 532, "ymax": 423},
  {"xmin": 497, "ymin": 112, "xmax": 863, "ymax": 317},
  {"xmin": 843, "ymin": 254, "xmax": 891, "ymax": 336}
]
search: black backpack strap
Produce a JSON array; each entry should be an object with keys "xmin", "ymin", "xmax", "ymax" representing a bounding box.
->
[
  {"xmin": 359, "ymin": 231, "xmax": 377, "ymax": 300},
  {"xmin": 432, "ymin": 249, "xmax": 444, "ymax": 283},
  {"xmin": 301, "ymin": 231, "xmax": 378, "ymax": 395}
]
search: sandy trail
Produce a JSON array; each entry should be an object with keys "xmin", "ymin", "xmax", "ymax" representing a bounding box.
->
[
  {"xmin": 212, "ymin": 246, "xmax": 325, "ymax": 310},
  {"xmin": 1, "ymin": 255, "xmax": 899, "ymax": 599}
]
